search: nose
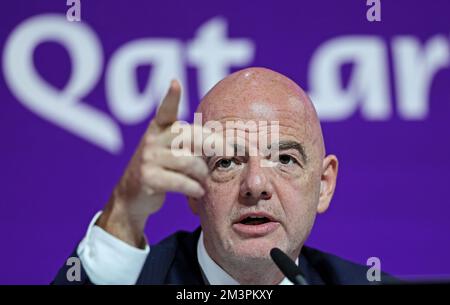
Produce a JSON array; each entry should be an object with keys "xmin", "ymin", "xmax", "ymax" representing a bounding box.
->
[{"xmin": 239, "ymin": 158, "xmax": 273, "ymax": 201}]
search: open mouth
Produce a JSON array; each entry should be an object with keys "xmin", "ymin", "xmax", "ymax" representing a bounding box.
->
[
  {"xmin": 239, "ymin": 216, "xmax": 271, "ymax": 226},
  {"xmin": 232, "ymin": 213, "xmax": 280, "ymax": 236}
]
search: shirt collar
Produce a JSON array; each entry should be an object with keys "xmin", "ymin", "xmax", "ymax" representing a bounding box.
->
[{"xmin": 197, "ymin": 231, "xmax": 295, "ymax": 285}]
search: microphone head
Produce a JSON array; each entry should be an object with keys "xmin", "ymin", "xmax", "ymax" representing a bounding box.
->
[{"xmin": 270, "ymin": 247, "xmax": 302, "ymax": 284}]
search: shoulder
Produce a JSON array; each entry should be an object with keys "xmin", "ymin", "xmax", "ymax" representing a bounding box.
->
[{"xmin": 301, "ymin": 245, "xmax": 397, "ymax": 285}]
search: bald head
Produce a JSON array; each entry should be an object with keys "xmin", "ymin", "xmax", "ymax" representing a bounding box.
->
[{"xmin": 197, "ymin": 67, "xmax": 325, "ymax": 160}]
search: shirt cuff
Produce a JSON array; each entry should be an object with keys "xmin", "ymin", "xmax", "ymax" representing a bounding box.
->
[{"xmin": 77, "ymin": 211, "xmax": 150, "ymax": 285}]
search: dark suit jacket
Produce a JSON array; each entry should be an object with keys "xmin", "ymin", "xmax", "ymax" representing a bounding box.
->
[{"xmin": 53, "ymin": 228, "xmax": 393, "ymax": 285}]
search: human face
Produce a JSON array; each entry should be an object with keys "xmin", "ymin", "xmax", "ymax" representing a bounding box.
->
[{"xmin": 201, "ymin": 127, "xmax": 320, "ymax": 262}]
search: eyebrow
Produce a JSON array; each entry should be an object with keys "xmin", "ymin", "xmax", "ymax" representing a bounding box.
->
[{"xmin": 205, "ymin": 141, "xmax": 307, "ymax": 165}]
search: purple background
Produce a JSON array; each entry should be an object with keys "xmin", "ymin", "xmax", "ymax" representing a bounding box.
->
[{"xmin": 1, "ymin": 0, "xmax": 450, "ymax": 284}]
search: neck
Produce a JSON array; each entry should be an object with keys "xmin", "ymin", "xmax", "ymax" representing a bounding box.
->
[{"xmin": 202, "ymin": 235, "xmax": 299, "ymax": 285}]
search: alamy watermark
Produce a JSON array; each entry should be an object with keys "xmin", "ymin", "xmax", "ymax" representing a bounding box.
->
[
  {"xmin": 66, "ymin": 0, "xmax": 81, "ymax": 22},
  {"xmin": 366, "ymin": 256, "xmax": 382, "ymax": 282},
  {"xmin": 366, "ymin": 0, "xmax": 381, "ymax": 22},
  {"xmin": 66, "ymin": 257, "xmax": 81, "ymax": 282}
]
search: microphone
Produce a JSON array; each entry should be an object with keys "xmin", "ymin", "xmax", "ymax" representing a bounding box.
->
[{"xmin": 270, "ymin": 247, "xmax": 308, "ymax": 285}]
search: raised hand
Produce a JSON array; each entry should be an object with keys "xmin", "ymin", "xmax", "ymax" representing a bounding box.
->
[{"xmin": 97, "ymin": 80, "xmax": 208, "ymax": 248}]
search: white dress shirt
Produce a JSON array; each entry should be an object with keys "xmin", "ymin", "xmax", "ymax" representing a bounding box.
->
[{"xmin": 77, "ymin": 212, "xmax": 294, "ymax": 285}]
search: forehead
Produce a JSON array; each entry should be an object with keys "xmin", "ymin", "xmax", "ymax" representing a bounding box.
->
[
  {"xmin": 200, "ymin": 89, "xmax": 314, "ymax": 142},
  {"xmin": 202, "ymin": 68, "xmax": 312, "ymax": 112}
]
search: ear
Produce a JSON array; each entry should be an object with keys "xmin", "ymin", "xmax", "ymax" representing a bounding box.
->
[
  {"xmin": 187, "ymin": 196, "xmax": 200, "ymax": 215},
  {"xmin": 317, "ymin": 154, "xmax": 339, "ymax": 214}
]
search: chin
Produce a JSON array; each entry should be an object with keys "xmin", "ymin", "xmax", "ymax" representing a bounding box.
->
[{"xmin": 226, "ymin": 235, "xmax": 288, "ymax": 262}]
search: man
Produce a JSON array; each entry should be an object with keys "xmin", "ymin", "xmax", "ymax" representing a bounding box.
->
[{"xmin": 54, "ymin": 67, "xmax": 389, "ymax": 285}]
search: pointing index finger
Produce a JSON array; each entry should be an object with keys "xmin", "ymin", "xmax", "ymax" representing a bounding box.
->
[{"xmin": 154, "ymin": 80, "xmax": 181, "ymax": 128}]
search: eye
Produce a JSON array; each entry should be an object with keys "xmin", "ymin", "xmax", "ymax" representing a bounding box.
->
[
  {"xmin": 279, "ymin": 154, "xmax": 296, "ymax": 165},
  {"xmin": 214, "ymin": 158, "xmax": 237, "ymax": 170},
  {"xmin": 218, "ymin": 159, "xmax": 232, "ymax": 168}
]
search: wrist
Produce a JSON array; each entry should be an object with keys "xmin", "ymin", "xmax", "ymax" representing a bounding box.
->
[{"xmin": 97, "ymin": 197, "xmax": 148, "ymax": 249}]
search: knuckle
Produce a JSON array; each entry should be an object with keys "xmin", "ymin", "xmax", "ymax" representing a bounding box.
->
[
  {"xmin": 143, "ymin": 147, "xmax": 160, "ymax": 163},
  {"xmin": 145, "ymin": 132, "xmax": 164, "ymax": 148},
  {"xmin": 193, "ymin": 159, "xmax": 208, "ymax": 175},
  {"xmin": 139, "ymin": 165, "xmax": 149, "ymax": 182},
  {"xmin": 141, "ymin": 166, "xmax": 156, "ymax": 182},
  {"xmin": 171, "ymin": 176, "xmax": 185, "ymax": 189},
  {"xmin": 179, "ymin": 157, "xmax": 192, "ymax": 170},
  {"xmin": 144, "ymin": 134, "xmax": 156, "ymax": 146},
  {"xmin": 145, "ymin": 171, "xmax": 163, "ymax": 190},
  {"xmin": 183, "ymin": 179, "xmax": 197, "ymax": 191}
]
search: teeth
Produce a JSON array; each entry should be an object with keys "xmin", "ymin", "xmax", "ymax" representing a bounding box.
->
[{"xmin": 248, "ymin": 216, "xmax": 265, "ymax": 219}]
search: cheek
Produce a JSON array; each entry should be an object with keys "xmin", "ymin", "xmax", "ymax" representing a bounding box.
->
[
  {"xmin": 201, "ymin": 178, "xmax": 240, "ymax": 226},
  {"xmin": 274, "ymin": 176, "xmax": 319, "ymax": 227}
]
